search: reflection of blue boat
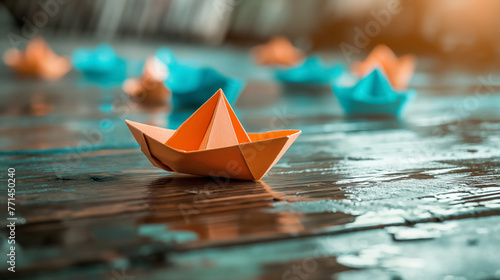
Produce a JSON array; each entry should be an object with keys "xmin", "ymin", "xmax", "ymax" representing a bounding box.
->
[
  {"xmin": 166, "ymin": 65, "xmax": 245, "ymax": 109},
  {"xmin": 275, "ymin": 56, "xmax": 345, "ymax": 86},
  {"xmin": 72, "ymin": 44, "xmax": 127, "ymax": 86},
  {"xmin": 332, "ymin": 69, "xmax": 416, "ymax": 116}
]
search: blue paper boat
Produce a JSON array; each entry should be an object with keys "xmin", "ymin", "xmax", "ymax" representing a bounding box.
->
[
  {"xmin": 72, "ymin": 44, "xmax": 126, "ymax": 75},
  {"xmin": 72, "ymin": 44, "xmax": 127, "ymax": 86},
  {"xmin": 275, "ymin": 56, "xmax": 346, "ymax": 86},
  {"xmin": 166, "ymin": 65, "xmax": 245, "ymax": 109},
  {"xmin": 332, "ymin": 69, "xmax": 416, "ymax": 116}
]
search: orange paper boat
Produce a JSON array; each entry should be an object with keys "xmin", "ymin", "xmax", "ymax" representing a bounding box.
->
[
  {"xmin": 252, "ymin": 36, "xmax": 304, "ymax": 67},
  {"xmin": 3, "ymin": 37, "xmax": 71, "ymax": 80},
  {"xmin": 351, "ymin": 44, "xmax": 415, "ymax": 90},
  {"xmin": 123, "ymin": 56, "xmax": 170, "ymax": 105},
  {"xmin": 126, "ymin": 89, "xmax": 301, "ymax": 180}
]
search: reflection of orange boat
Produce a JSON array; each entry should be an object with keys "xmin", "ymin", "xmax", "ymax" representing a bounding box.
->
[
  {"xmin": 141, "ymin": 177, "xmax": 305, "ymax": 242},
  {"xmin": 351, "ymin": 44, "xmax": 415, "ymax": 90},
  {"xmin": 126, "ymin": 89, "xmax": 301, "ymax": 180},
  {"xmin": 252, "ymin": 36, "xmax": 304, "ymax": 67},
  {"xmin": 3, "ymin": 37, "xmax": 71, "ymax": 80}
]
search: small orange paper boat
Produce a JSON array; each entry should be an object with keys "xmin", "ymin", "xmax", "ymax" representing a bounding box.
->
[
  {"xmin": 252, "ymin": 36, "xmax": 304, "ymax": 67},
  {"xmin": 123, "ymin": 56, "xmax": 170, "ymax": 105},
  {"xmin": 351, "ymin": 44, "xmax": 415, "ymax": 90},
  {"xmin": 126, "ymin": 89, "xmax": 301, "ymax": 180},
  {"xmin": 3, "ymin": 37, "xmax": 71, "ymax": 80}
]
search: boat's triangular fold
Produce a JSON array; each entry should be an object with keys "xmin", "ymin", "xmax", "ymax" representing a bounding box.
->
[
  {"xmin": 165, "ymin": 90, "xmax": 219, "ymax": 151},
  {"xmin": 166, "ymin": 89, "xmax": 250, "ymax": 151},
  {"xmin": 222, "ymin": 91, "xmax": 251, "ymax": 144},
  {"xmin": 199, "ymin": 89, "xmax": 240, "ymax": 150},
  {"xmin": 239, "ymin": 131, "xmax": 300, "ymax": 180}
]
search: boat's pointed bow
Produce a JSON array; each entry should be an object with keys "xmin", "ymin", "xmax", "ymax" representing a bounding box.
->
[
  {"xmin": 125, "ymin": 120, "xmax": 175, "ymax": 171},
  {"xmin": 125, "ymin": 120, "xmax": 147, "ymax": 148},
  {"xmin": 239, "ymin": 130, "xmax": 301, "ymax": 180},
  {"xmin": 125, "ymin": 120, "xmax": 176, "ymax": 144}
]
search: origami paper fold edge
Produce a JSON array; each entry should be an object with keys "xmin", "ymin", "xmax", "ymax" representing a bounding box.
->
[{"xmin": 125, "ymin": 90, "xmax": 300, "ymax": 180}]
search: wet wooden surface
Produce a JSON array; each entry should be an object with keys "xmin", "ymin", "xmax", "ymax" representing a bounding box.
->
[{"xmin": 1, "ymin": 40, "xmax": 500, "ymax": 280}]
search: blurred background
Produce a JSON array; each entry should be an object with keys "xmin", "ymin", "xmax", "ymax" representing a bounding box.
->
[
  {"xmin": 2, "ymin": 0, "xmax": 500, "ymax": 65},
  {"xmin": 2, "ymin": 0, "xmax": 499, "ymax": 151}
]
